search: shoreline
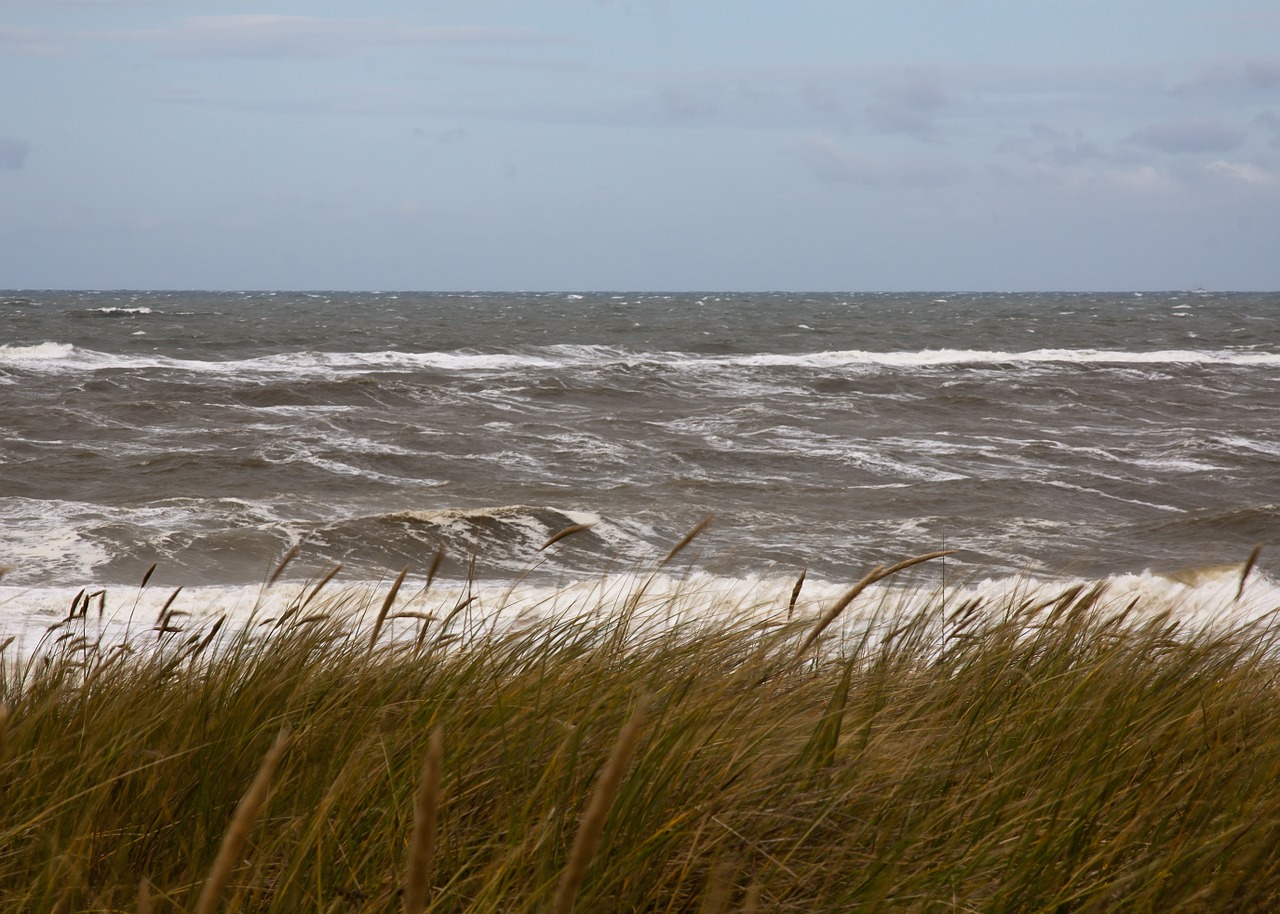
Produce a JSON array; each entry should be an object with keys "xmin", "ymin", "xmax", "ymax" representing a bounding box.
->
[{"xmin": 4, "ymin": 557, "xmax": 1275, "ymax": 656}]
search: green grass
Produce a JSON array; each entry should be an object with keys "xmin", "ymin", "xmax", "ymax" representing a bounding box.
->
[{"xmin": 3, "ymin": 558, "xmax": 1280, "ymax": 912}]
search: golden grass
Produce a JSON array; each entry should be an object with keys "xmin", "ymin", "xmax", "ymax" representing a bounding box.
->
[
  {"xmin": 2, "ymin": 554, "xmax": 1280, "ymax": 911},
  {"xmin": 193, "ymin": 729, "xmax": 290, "ymax": 914},
  {"xmin": 554, "ymin": 695, "xmax": 649, "ymax": 914},
  {"xmin": 403, "ymin": 726, "xmax": 444, "ymax": 914}
]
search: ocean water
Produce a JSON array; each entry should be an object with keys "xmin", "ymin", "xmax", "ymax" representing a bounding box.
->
[{"xmin": 2, "ymin": 290, "xmax": 1278, "ymax": 640}]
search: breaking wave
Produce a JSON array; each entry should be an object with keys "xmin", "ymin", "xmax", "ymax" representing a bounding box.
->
[{"xmin": 3, "ymin": 342, "xmax": 1277, "ymax": 376}]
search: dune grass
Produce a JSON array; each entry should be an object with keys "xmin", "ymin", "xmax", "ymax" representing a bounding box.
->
[{"xmin": 3, "ymin": 555, "xmax": 1280, "ymax": 912}]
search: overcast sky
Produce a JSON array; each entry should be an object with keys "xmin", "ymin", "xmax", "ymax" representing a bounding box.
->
[{"xmin": 2, "ymin": 1, "xmax": 1278, "ymax": 291}]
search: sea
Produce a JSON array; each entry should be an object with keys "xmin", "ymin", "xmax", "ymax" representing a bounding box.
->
[{"xmin": 3, "ymin": 290, "xmax": 1279, "ymax": 645}]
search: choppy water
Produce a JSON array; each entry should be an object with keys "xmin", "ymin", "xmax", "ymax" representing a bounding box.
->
[{"xmin": 2, "ymin": 290, "xmax": 1278, "ymax": 637}]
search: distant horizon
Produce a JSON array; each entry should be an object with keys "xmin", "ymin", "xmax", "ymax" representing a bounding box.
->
[{"xmin": 4, "ymin": 287, "xmax": 1276, "ymax": 296}]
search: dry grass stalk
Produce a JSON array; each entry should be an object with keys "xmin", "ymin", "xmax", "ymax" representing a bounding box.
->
[
  {"xmin": 139, "ymin": 562, "xmax": 158, "ymax": 588},
  {"xmin": 541, "ymin": 522, "xmax": 595, "ymax": 551},
  {"xmin": 1237, "ymin": 544, "xmax": 1263, "ymax": 602},
  {"xmin": 50, "ymin": 887, "xmax": 73, "ymax": 914},
  {"xmin": 155, "ymin": 587, "xmax": 184, "ymax": 630},
  {"xmin": 425, "ymin": 544, "xmax": 445, "ymax": 588},
  {"xmin": 554, "ymin": 695, "xmax": 650, "ymax": 914},
  {"xmin": 300, "ymin": 564, "xmax": 343, "ymax": 610},
  {"xmin": 699, "ymin": 857, "xmax": 735, "ymax": 914},
  {"xmin": 137, "ymin": 877, "xmax": 153, "ymax": 914},
  {"xmin": 193, "ymin": 616, "xmax": 226, "ymax": 657},
  {"xmin": 369, "ymin": 566, "xmax": 410, "ymax": 653},
  {"xmin": 403, "ymin": 726, "xmax": 445, "ymax": 914},
  {"xmin": 192, "ymin": 729, "xmax": 291, "ymax": 914},
  {"xmin": 661, "ymin": 515, "xmax": 714, "ymax": 566},
  {"xmin": 266, "ymin": 545, "xmax": 300, "ymax": 588},
  {"xmin": 793, "ymin": 550, "xmax": 954, "ymax": 661},
  {"xmin": 67, "ymin": 588, "xmax": 86, "ymax": 620},
  {"xmin": 0, "ymin": 703, "xmax": 9, "ymax": 760},
  {"xmin": 788, "ymin": 566, "xmax": 807, "ymax": 619}
]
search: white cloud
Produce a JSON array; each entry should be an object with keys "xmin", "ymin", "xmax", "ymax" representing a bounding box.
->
[{"xmin": 1205, "ymin": 160, "xmax": 1276, "ymax": 187}]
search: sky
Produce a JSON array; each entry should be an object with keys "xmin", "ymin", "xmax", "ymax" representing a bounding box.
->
[{"xmin": 2, "ymin": 1, "xmax": 1279, "ymax": 291}]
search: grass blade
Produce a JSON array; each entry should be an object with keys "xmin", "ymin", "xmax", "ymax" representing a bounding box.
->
[
  {"xmin": 193, "ymin": 729, "xmax": 291, "ymax": 914},
  {"xmin": 554, "ymin": 695, "xmax": 650, "ymax": 914},
  {"xmin": 404, "ymin": 726, "xmax": 444, "ymax": 914}
]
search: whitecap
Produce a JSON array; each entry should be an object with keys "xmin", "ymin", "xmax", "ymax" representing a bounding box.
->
[
  {"xmin": 0, "ymin": 342, "xmax": 77, "ymax": 362},
  {"xmin": 718, "ymin": 348, "xmax": 1280, "ymax": 369}
]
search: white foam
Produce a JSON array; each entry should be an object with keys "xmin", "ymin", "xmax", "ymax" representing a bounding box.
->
[
  {"xmin": 0, "ymin": 345, "xmax": 568, "ymax": 376},
  {"xmin": 296, "ymin": 455, "xmax": 447, "ymax": 488},
  {"xmin": 0, "ymin": 498, "xmax": 113, "ymax": 583},
  {"xmin": 719, "ymin": 348, "xmax": 1280, "ymax": 369},
  {"xmin": 1217, "ymin": 435, "xmax": 1280, "ymax": 460},
  {"xmin": 0, "ymin": 342, "xmax": 76, "ymax": 362},
  {"xmin": 5, "ymin": 567, "xmax": 1274, "ymax": 659},
  {"xmin": 4, "ymin": 343, "xmax": 1278, "ymax": 378}
]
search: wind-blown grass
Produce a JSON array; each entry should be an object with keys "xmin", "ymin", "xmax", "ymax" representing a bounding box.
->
[{"xmin": 3, "ymin": 556, "xmax": 1280, "ymax": 912}]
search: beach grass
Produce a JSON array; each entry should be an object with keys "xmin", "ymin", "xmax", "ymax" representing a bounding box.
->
[{"xmin": 3, "ymin": 557, "xmax": 1280, "ymax": 912}]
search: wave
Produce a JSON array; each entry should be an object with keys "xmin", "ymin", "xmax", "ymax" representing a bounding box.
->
[
  {"xmin": 89, "ymin": 306, "xmax": 153, "ymax": 316},
  {"xmin": 717, "ymin": 348, "xmax": 1280, "ymax": 369},
  {"xmin": 0, "ymin": 498, "xmax": 654, "ymax": 588},
  {"xmin": 0, "ymin": 343, "xmax": 574, "ymax": 375},
  {"xmin": 4, "ymin": 341, "xmax": 1279, "ymax": 376},
  {"xmin": 0, "ymin": 342, "xmax": 77, "ymax": 363},
  {"xmin": 1144, "ymin": 504, "xmax": 1280, "ymax": 539},
  {"xmin": 309, "ymin": 505, "xmax": 646, "ymax": 574}
]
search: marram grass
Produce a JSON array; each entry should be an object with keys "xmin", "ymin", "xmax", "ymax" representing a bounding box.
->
[{"xmin": 3, "ymin": 558, "xmax": 1280, "ymax": 912}]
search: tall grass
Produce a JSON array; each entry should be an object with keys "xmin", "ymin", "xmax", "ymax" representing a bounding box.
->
[{"xmin": 3, "ymin": 556, "xmax": 1280, "ymax": 911}]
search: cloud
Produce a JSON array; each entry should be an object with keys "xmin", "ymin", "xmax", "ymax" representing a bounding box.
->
[
  {"xmin": 0, "ymin": 26, "xmax": 68, "ymax": 56},
  {"xmin": 1257, "ymin": 111, "xmax": 1280, "ymax": 147},
  {"xmin": 798, "ymin": 134, "xmax": 878, "ymax": 185},
  {"xmin": 430, "ymin": 127, "xmax": 468, "ymax": 144},
  {"xmin": 864, "ymin": 75, "xmax": 956, "ymax": 140},
  {"xmin": 1173, "ymin": 57, "xmax": 1280, "ymax": 95},
  {"xmin": 102, "ymin": 16, "xmax": 558, "ymax": 59},
  {"xmin": 1010, "ymin": 124, "xmax": 1115, "ymax": 166},
  {"xmin": 1246, "ymin": 60, "xmax": 1280, "ymax": 90},
  {"xmin": 800, "ymin": 84, "xmax": 842, "ymax": 116},
  {"xmin": 796, "ymin": 133, "xmax": 966, "ymax": 188},
  {"xmin": 1205, "ymin": 160, "xmax": 1277, "ymax": 187},
  {"xmin": 0, "ymin": 138, "xmax": 31, "ymax": 170},
  {"xmin": 658, "ymin": 88, "xmax": 717, "ymax": 121},
  {"xmin": 1105, "ymin": 164, "xmax": 1173, "ymax": 192},
  {"xmin": 1124, "ymin": 119, "xmax": 1244, "ymax": 154}
]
